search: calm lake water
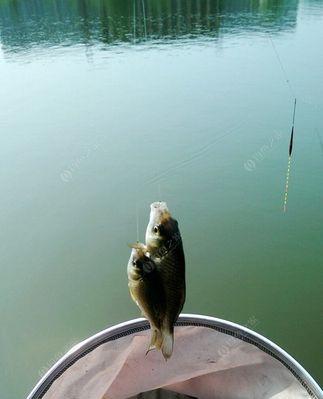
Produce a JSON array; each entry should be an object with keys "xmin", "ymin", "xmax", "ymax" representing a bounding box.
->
[{"xmin": 1, "ymin": 0, "xmax": 322, "ymax": 397}]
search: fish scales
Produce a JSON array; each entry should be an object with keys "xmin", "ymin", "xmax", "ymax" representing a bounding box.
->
[
  {"xmin": 145, "ymin": 202, "xmax": 186, "ymax": 359},
  {"xmin": 127, "ymin": 244, "xmax": 167, "ymax": 352}
]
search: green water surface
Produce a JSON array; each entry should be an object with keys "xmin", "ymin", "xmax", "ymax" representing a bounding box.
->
[{"xmin": 0, "ymin": 1, "xmax": 322, "ymax": 398}]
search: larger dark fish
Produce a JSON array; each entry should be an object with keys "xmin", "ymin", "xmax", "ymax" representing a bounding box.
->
[
  {"xmin": 145, "ymin": 202, "xmax": 186, "ymax": 359},
  {"xmin": 127, "ymin": 243, "xmax": 167, "ymax": 354}
]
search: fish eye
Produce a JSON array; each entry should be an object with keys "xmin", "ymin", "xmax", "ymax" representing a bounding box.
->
[
  {"xmin": 133, "ymin": 259, "xmax": 142, "ymax": 268},
  {"xmin": 153, "ymin": 224, "xmax": 165, "ymax": 235}
]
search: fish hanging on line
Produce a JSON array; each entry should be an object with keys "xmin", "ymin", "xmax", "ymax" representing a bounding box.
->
[
  {"xmin": 127, "ymin": 202, "xmax": 186, "ymax": 360},
  {"xmin": 127, "ymin": 243, "xmax": 167, "ymax": 356},
  {"xmin": 145, "ymin": 202, "xmax": 186, "ymax": 359}
]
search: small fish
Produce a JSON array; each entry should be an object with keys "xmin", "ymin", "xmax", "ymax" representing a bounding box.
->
[
  {"xmin": 127, "ymin": 243, "xmax": 167, "ymax": 354},
  {"xmin": 145, "ymin": 202, "xmax": 186, "ymax": 359}
]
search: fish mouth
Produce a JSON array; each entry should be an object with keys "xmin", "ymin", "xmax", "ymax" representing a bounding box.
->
[
  {"xmin": 130, "ymin": 242, "xmax": 148, "ymax": 257},
  {"xmin": 150, "ymin": 201, "xmax": 168, "ymax": 211},
  {"xmin": 150, "ymin": 201, "xmax": 171, "ymax": 223}
]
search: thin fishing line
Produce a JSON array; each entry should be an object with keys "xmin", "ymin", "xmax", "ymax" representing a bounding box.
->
[
  {"xmin": 144, "ymin": 121, "xmax": 243, "ymax": 186},
  {"xmin": 292, "ymin": 98, "xmax": 297, "ymax": 126},
  {"xmin": 158, "ymin": 183, "xmax": 162, "ymax": 201},
  {"xmin": 267, "ymin": 33, "xmax": 296, "ymax": 99},
  {"xmin": 141, "ymin": 0, "xmax": 147, "ymax": 39},
  {"xmin": 136, "ymin": 201, "xmax": 139, "ymax": 242},
  {"xmin": 133, "ymin": 0, "xmax": 136, "ymax": 44},
  {"xmin": 269, "ymin": 32, "xmax": 322, "ymax": 114},
  {"xmin": 267, "ymin": 33, "xmax": 297, "ymax": 212}
]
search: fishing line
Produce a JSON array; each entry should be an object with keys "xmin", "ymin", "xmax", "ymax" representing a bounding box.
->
[
  {"xmin": 267, "ymin": 32, "xmax": 297, "ymax": 212},
  {"xmin": 158, "ymin": 183, "xmax": 162, "ymax": 201},
  {"xmin": 141, "ymin": 0, "xmax": 147, "ymax": 39},
  {"xmin": 144, "ymin": 121, "xmax": 243, "ymax": 186},
  {"xmin": 268, "ymin": 33, "xmax": 296, "ymax": 99},
  {"xmin": 133, "ymin": 0, "xmax": 136, "ymax": 44},
  {"xmin": 136, "ymin": 200, "xmax": 140, "ymax": 242}
]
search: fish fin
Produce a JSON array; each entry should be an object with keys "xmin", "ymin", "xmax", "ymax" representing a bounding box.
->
[
  {"xmin": 128, "ymin": 242, "xmax": 146, "ymax": 252},
  {"xmin": 154, "ymin": 329, "xmax": 164, "ymax": 350},
  {"xmin": 146, "ymin": 328, "xmax": 163, "ymax": 355},
  {"xmin": 146, "ymin": 329, "xmax": 157, "ymax": 355},
  {"xmin": 161, "ymin": 329, "xmax": 173, "ymax": 360},
  {"xmin": 145, "ymin": 347, "xmax": 155, "ymax": 356},
  {"xmin": 128, "ymin": 286, "xmax": 137, "ymax": 304}
]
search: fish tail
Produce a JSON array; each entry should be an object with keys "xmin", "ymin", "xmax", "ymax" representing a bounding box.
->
[
  {"xmin": 146, "ymin": 328, "xmax": 163, "ymax": 355},
  {"xmin": 161, "ymin": 327, "xmax": 174, "ymax": 360}
]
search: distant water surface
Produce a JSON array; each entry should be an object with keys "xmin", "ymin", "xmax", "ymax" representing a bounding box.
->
[{"xmin": 0, "ymin": 1, "xmax": 322, "ymax": 398}]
